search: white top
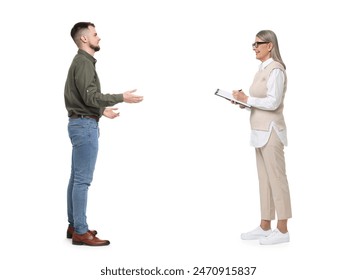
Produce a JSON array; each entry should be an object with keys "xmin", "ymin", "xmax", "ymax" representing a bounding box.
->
[{"xmin": 247, "ymin": 58, "xmax": 287, "ymax": 147}]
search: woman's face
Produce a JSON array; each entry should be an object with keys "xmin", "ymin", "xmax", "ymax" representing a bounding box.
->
[{"xmin": 252, "ymin": 36, "xmax": 272, "ymax": 62}]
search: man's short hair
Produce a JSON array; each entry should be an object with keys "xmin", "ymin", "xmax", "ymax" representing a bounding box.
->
[{"xmin": 70, "ymin": 22, "xmax": 95, "ymax": 41}]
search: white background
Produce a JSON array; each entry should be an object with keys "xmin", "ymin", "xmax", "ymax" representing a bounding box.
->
[{"xmin": 1, "ymin": 0, "xmax": 356, "ymax": 279}]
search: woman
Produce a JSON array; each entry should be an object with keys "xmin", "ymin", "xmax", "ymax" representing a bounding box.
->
[{"xmin": 233, "ymin": 30, "xmax": 292, "ymax": 245}]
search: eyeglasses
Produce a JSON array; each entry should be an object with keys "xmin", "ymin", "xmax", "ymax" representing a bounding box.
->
[{"xmin": 252, "ymin": 41, "xmax": 269, "ymax": 48}]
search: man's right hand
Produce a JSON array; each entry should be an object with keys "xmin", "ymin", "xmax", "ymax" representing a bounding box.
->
[{"xmin": 123, "ymin": 89, "xmax": 144, "ymax": 103}]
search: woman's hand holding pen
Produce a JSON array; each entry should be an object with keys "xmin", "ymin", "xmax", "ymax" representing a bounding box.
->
[{"xmin": 232, "ymin": 89, "xmax": 248, "ymax": 108}]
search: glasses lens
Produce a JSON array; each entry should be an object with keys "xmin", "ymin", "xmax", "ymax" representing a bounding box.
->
[{"xmin": 252, "ymin": 42, "xmax": 269, "ymax": 48}]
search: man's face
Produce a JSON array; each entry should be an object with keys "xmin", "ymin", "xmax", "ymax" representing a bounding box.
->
[{"xmin": 86, "ymin": 26, "xmax": 101, "ymax": 52}]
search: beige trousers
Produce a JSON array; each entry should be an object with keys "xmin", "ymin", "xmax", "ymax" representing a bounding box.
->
[{"xmin": 255, "ymin": 130, "xmax": 292, "ymax": 220}]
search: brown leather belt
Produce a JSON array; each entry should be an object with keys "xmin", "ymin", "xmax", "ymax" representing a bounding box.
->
[{"xmin": 70, "ymin": 114, "xmax": 99, "ymax": 122}]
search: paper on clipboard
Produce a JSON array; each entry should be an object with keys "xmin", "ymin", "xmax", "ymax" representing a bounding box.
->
[{"xmin": 214, "ymin": 88, "xmax": 251, "ymax": 108}]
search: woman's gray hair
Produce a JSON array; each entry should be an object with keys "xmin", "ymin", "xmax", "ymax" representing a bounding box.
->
[{"xmin": 256, "ymin": 30, "xmax": 286, "ymax": 70}]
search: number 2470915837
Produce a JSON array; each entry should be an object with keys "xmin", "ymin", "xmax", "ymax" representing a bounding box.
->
[{"xmin": 192, "ymin": 266, "xmax": 256, "ymax": 276}]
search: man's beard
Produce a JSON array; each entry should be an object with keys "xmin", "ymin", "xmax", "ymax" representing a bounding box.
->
[{"xmin": 90, "ymin": 43, "xmax": 100, "ymax": 52}]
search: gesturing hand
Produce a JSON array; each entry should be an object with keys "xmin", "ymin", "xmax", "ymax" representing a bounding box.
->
[
  {"xmin": 123, "ymin": 89, "xmax": 144, "ymax": 103},
  {"xmin": 103, "ymin": 107, "xmax": 120, "ymax": 119}
]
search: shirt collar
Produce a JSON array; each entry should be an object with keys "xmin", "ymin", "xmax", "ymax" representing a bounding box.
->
[
  {"xmin": 259, "ymin": 58, "xmax": 273, "ymax": 70},
  {"xmin": 77, "ymin": 49, "xmax": 97, "ymax": 64}
]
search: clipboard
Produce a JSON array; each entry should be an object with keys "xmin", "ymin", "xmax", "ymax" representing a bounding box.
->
[{"xmin": 214, "ymin": 88, "xmax": 251, "ymax": 108}]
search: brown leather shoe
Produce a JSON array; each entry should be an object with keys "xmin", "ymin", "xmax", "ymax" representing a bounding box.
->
[
  {"xmin": 72, "ymin": 231, "xmax": 110, "ymax": 246},
  {"xmin": 67, "ymin": 226, "xmax": 97, "ymax": 239}
]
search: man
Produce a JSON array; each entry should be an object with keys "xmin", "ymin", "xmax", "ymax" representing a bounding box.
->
[{"xmin": 64, "ymin": 22, "xmax": 143, "ymax": 246}]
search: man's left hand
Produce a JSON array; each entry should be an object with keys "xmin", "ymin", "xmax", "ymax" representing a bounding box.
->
[{"xmin": 103, "ymin": 107, "xmax": 120, "ymax": 119}]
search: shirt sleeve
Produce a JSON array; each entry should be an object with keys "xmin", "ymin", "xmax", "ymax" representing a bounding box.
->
[
  {"xmin": 247, "ymin": 68, "xmax": 285, "ymax": 110},
  {"xmin": 75, "ymin": 59, "xmax": 124, "ymax": 108}
]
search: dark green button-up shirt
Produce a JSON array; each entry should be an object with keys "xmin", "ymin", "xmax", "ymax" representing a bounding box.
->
[{"xmin": 64, "ymin": 49, "xmax": 124, "ymax": 118}]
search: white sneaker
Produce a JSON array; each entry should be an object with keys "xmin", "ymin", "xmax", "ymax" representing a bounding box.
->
[
  {"xmin": 259, "ymin": 229, "xmax": 290, "ymax": 245},
  {"xmin": 241, "ymin": 226, "xmax": 272, "ymax": 240}
]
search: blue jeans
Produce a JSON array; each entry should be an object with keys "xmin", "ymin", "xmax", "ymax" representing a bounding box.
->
[{"xmin": 67, "ymin": 118, "xmax": 99, "ymax": 234}]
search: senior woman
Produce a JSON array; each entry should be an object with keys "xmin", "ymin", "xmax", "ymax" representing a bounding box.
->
[{"xmin": 233, "ymin": 30, "xmax": 292, "ymax": 245}]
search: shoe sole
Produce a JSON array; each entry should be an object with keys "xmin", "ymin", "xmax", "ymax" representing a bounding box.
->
[
  {"xmin": 260, "ymin": 239, "xmax": 289, "ymax": 245},
  {"xmin": 241, "ymin": 234, "xmax": 271, "ymax": 240},
  {"xmin": 72, "ymin": 240, "xmax": 110, "ymax": 246}
]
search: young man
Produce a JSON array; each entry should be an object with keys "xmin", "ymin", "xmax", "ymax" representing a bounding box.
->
[{"xmin": 64, "ymin": 22, "xmax": 143, "ymax": 246}]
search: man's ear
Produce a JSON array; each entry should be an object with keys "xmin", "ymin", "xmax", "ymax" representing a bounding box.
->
[{"xmin": 80, "ymin": 35, "xmax": 87, "ymax": 43}]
